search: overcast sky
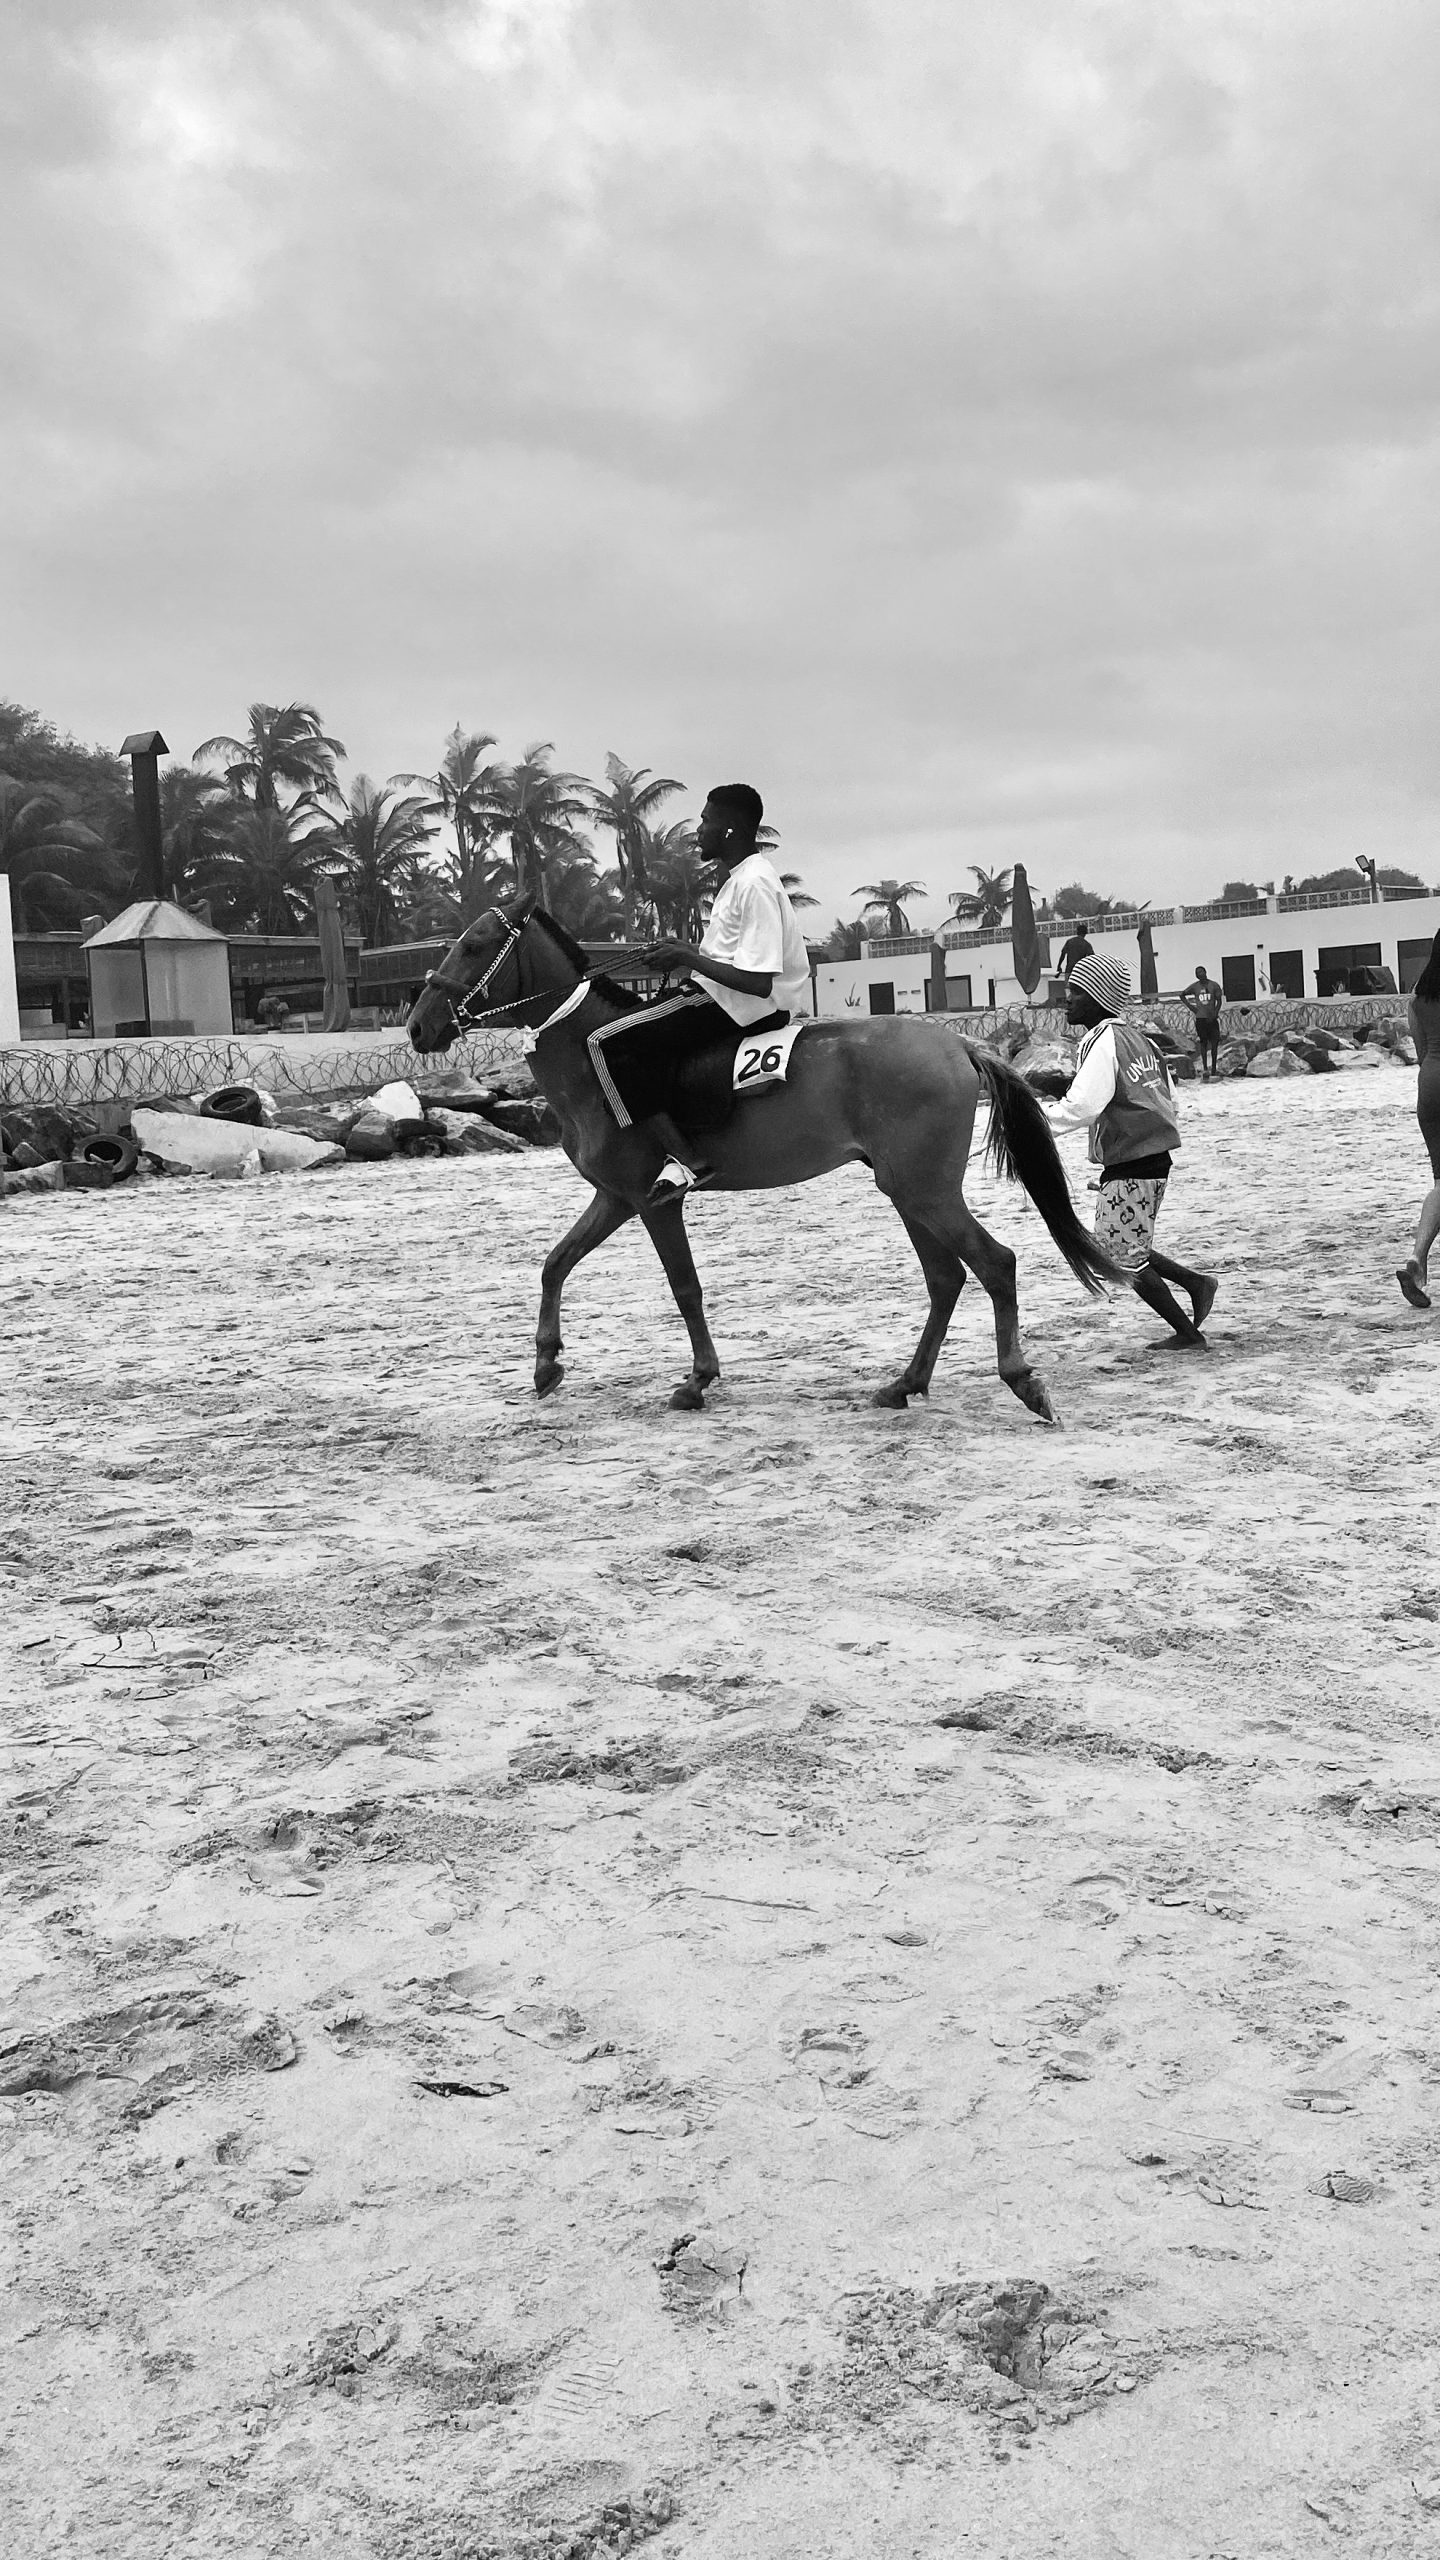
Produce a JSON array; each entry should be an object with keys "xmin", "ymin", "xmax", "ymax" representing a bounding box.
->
[{"xmin": 4, "ymin": 0, "xmax": 1439, "ymax": 926}]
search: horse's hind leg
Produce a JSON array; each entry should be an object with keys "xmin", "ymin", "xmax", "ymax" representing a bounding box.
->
[
  {"xmin": 535, "ymin": 1188, "xmax": 636, "ymax": 1395},
  {"xmin": 641, "ymin": 1201, "xmax": 722, "ymax": 1410},
  {"xmin": 874, "ymin": 1214, "xmax": 966, "ymax": 1409},
  {"xmin": 896, "ymin": 1187, "xmax": 1056, "ymax": 1424},
  {"xmin": 947, "ymin": 1200, "xmax": 1056, "ymax": 1423}
]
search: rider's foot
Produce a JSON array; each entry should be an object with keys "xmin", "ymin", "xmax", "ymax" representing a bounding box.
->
[
  {"xmin": 646, "ymin": 1157, "xmax": 714, "ymax": 1207},
  {"xmin": 1190, "ymin": 1274, "xmax": 1218, "ymax": 1331},
  {"xmin": 1397, "ymin": 1259, "xmax": 1432, "ymax": 1310}
]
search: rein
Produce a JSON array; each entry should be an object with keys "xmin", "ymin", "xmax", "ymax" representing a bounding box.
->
[{"xmin": 429, "ymin": 910, "xmax": 667, "ymax": 1037}]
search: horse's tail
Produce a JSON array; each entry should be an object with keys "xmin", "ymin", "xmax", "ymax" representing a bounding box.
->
[{"xmin": 966, "ymin": 1046, "xmax": 1124, "ymax": 1297}]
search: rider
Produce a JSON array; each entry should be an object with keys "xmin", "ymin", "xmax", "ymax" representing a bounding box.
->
[{"xmin": 587, "ymin": 784, "xmax": 812, "ymax": 1205}]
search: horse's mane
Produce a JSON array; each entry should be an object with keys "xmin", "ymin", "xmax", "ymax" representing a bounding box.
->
[{"xmin": 533, "ymin": 907, "xmax": 647, "ymax": 1013}]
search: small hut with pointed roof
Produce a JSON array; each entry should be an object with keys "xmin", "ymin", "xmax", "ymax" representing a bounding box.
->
[{"xmin": 84, "ymin": 902, "xmax": 233, "ymax": 1039}]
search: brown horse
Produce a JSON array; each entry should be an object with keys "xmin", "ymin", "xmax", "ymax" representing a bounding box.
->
[{"xmin": 407, "ymin": 896, "xmax": 1121, "ymax": 1419}]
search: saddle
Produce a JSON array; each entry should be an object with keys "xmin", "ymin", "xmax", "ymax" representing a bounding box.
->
[{"xmin": 590, "ymin": 991, "xmax": 791, "ymax": 1134}]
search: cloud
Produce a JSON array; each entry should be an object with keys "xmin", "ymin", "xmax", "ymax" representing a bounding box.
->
[{"xmin": 3, "ymin": 0, "xmax": 1439, "ymax": 919}]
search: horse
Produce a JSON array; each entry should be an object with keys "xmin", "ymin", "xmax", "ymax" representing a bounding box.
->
[{"xmin": 407, "ymin": 895, "xmax": 1121, "ymax": 1420}]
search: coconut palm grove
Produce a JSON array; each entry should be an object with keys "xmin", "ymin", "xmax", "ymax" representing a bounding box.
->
[{"xmin": 0, "ymin": 698, "xmax": 830, "ymax": 956}]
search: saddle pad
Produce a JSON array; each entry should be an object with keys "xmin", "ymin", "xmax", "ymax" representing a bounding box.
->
[{"xmin": 732, "ymin": 1019, "xmax": 807, "ymax": 1094}]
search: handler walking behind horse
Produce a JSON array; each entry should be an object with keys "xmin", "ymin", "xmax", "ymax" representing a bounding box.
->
[
  {"xmin": 1047, "ymin": 955, "xmax": 1218, "ymax": 1347},
  {"xmin": 586, "ymin": 784, "xmax": 811, "ymax": 1205}
]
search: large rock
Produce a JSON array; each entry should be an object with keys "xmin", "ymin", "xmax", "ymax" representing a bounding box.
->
[
  {"xmin": 1, "ymin": 1105, "xmax": 95, "ymax": 1163},
  {"xmin": 1326, "ymin": 1044, "xmax": 1382, "ymax": 1071},
  {"xmin": 345, "ymin": 1110, "xmax": 397, "ymax": 1161},
  {"xmin": 483, "ymin": 1096, "xmax": 562, "ymax": 1144},
  {"xmin": 1246, "ymin": 1045, "xmax": 1307, "ymax": 1077},
  {"xmin": 368, "ymin": 1078, "xmax": 426, "ymax": 1122},
  {"xmin": 1213, "ymin": 1040, "xmax": 1252, "ymax": 1077},
  {"xmin": 1283, "ymin": 1035, "xmax": 1336, "ymax": 1072},
  {"xmin": 425, "ymin": 1106, "xmax": 528, "ymax": 1156},
  {"xmin": 133, "ymin": 1108, "xmax": 343, "ymax": 1175}
]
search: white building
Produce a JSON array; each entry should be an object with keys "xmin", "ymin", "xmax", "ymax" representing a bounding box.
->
[{"xmin": 813, "ymin": 886, "xmax": 1440, "ymax": 1019}]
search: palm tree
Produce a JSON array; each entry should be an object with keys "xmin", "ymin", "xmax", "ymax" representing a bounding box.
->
[
  {"xmin": 497, "ymin": 742, "xmax": 595, "ymax": 899},
  {"xmin": 780, "ymin": 871, "xmax": 819, "ymax": 909},
  {"xmin": 204, "ymin": 801, "xmax": 332, "ymax": 935},
  {"xmin": 543, "ymin": 850, "xmax": 627, "ymax": 942},
  {"xmin": 194, "ymin": 702, "xmax": 346, "ymax": 812},
  {"xmin": 324, "ymin": 774, "xmax": 439, "ymax": 946},
  {"xmin": 946, "ymin": 865, "xmax": 1013, "ymax": 929},
  {"xmin": 590, "ymin": 753, "xmax": 685, "ymax": 935},
  {"xmin": 824, "ymin": 917, "xmax": 866, "ymax": 961},
  {"xmin": 0, "ymin": 777, "xmax": 118, "ymax": 928},
  {"xmin": 853, "ymin": 878, "xmax": 927, "ymax": 936},
  {"xmin": 149, "ymin": 765, "xmax": 243, "ymax": 908},
  {"xmin": 400, "ymin": 726, "xmax": 513, "ymax": 924},
  {"xmin": 643, "ymin": 821, "xmax": 708, "ymax": 941}
]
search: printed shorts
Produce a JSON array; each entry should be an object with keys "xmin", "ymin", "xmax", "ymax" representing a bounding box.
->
[{"xmin": 1093, "ymin": 1175, "xmax": 1167, "ymax": 1276}]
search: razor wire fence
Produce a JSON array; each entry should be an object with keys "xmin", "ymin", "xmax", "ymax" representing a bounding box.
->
[{"xmin": 0, "ymin": 1029, "xmax": 531, "ymax": 1112}]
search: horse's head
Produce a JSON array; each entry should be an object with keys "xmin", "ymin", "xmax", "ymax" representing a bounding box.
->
[{"xmin": 407, "ymin": 896, "xmax": 536, "ymax": 1054}]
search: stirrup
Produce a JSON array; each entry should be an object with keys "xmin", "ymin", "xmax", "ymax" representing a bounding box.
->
[{"xmin": 646, "ymin": 1157, "xmax": 713, "ymax": 1207}]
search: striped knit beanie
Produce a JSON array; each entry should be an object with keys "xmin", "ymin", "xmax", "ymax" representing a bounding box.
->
[{"xmin": 1069, "ymin": 954, "xmax": 1130, "ymax": 1015}]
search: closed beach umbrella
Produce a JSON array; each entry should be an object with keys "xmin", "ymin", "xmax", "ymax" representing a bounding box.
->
[
  {"xmin": 1010, "ymin": 863, "xmax": 1048, "ymax": 997},
  {"xmin": 1137, "ymin": 916, "xmax": 1158, "ymax": 998},
  {"xmin": 316, "ymin": 875, "xmax": 351, "ymax": 1032}
]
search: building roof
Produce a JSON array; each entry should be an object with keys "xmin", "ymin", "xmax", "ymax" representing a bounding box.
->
[{"xmin": 84, "ymin": 901, "xmax": 226, "ymax": 947}]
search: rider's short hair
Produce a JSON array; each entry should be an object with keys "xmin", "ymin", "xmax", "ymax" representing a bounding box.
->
[{"xmin": 706, "ymin": 783, "xmax": 763, "ymax": 837}]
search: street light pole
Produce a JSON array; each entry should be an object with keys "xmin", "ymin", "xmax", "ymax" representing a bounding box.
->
[{"xmin": 120, "ymin": 730, "xmax": 169, "ymax": 904}]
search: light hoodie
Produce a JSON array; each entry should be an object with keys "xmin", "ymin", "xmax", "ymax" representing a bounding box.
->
[{"xmin": 1046, "ymin": 1018, "xmax": 1181, "ymax": 1169}]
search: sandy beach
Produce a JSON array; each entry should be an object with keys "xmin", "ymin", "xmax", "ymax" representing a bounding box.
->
[{"xmin": 4, "ymin": 1068, "xmax": 1439, "ymax": 2560}]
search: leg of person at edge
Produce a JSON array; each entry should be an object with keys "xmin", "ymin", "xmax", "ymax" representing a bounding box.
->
[
  {"xmin": 637, "ymin": 783, "xmax": 813, "ymax": 1207},
  {"xmin": 1397, "ymin": 935, "xmax": 1440, "ymax": 1309},
  {"xmin": 1046, "ymin": 955, "xmax": 1219, "ymax": 1347}
]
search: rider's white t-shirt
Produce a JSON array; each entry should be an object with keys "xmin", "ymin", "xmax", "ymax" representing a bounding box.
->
[{"xmin": 699, "ymin": 853, "xmax": 813, "ymax": 1027}]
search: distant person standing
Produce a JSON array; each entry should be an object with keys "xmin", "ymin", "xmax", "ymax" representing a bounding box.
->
[
  {"xmin": 1058, "ymin": 923, "xmax": 1095, "ymax": 980},
  {"xmin": 1047, "ymin": 955, "xmax": 1217, "ymax": 1347},
  {"xmin": 1180, "ymin": 965, "xmax": 1224, "ymax": 1081},
  {"xmin": 1397, "ymin": 928, "xmax": 1440, "ymax": 1310}
]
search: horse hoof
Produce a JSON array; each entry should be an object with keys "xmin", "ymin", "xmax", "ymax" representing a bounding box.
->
[
  {"xmin": 1011, "ymin": 1370, "xmax": 1057, "ymax": 1425},
  {"xmin": 535, "ymin": 1361, "xmax": 564, "ymax": 1398},
  {"xmin": 872, "ymin": 1380, "xmax": 911, "ymax": 1409},
  {"xmin": 669, "ymin": 1379, "xmax": 706, "ymax": 1411}
]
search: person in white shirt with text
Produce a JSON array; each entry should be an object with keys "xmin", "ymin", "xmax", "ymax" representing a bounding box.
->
[{"xmin": 599, "ymin": 782, "xmax": 810, "ymax": 1205}]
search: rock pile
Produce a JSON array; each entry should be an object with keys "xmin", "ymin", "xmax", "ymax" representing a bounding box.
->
[
  {"xmin": 1, "ymin": 1063, "xmax": 564, "ymax": 1197},
  {"xmin": 1001, "ymin": 1010, "xmax": 1415, "ymax": 1094}
]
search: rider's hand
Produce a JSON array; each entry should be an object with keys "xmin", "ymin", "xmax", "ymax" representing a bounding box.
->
[{"xmin": 643, "ymin": 940, "xmax": 695, "ymax": 971}]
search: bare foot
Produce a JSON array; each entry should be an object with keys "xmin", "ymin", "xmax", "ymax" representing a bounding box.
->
[
  {"xmin": 1190, "ymin": 1275, "xmax": 1218, "ymax": 1331},
  {"xmin": 1397, "ymin": 1260, "xmax": 1432, "ymax": 1311}
]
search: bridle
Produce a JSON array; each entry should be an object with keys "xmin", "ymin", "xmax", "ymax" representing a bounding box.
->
[
  {"xmin": 426, "ymin": 909, "xmax": 538, "ymax": 1031},
  {"xmin": 425, "ymin": 905, "xmax": 677, "ymax": 1039}
]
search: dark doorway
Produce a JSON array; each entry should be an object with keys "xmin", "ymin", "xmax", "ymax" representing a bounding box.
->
[
  {"xmin": 1221, "ymin": 954, "xmax": 1256, "ymax": 1001},
  {"xmin": 868, "ymin": 981, "xmax": 895, "ymax": 1014},
  {"xmin": 1267, "ymin": 949, "xmax": 1303, "ymax": 999},
  {"xmin": 1399, "ymin": 939, "xmax": 1436, "ymax": 993},
  {"xmin": 1317, "ymin": 942, "xmax": 1381, "ymax": 995}
]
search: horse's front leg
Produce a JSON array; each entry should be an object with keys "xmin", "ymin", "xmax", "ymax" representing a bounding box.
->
[
  {"xmin": 641, "ymin": 1201, "xmax": 722, "ymax": 1410},
  {"xmin": 535, "ymin": 1188, "xmax": 636, "ymax": 1396}
]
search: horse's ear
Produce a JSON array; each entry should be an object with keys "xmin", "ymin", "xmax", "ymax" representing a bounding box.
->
[{"xmin": 505, "ymin": 890, "xmax": 538, "ymax": 923}]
